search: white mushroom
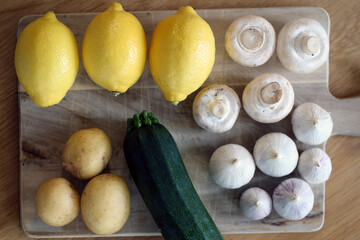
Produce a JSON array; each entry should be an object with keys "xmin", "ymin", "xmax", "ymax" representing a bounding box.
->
[
  {"xmin": 298, "ymin": 148, "xmax": 332, "ymax": 184},
  {"xmin": 193, "ymin": 84, "xmax": 240, "ymax": 133},
  {"xmin": 253, "ymin": 132, "xmax": 298, "ymax": 177},
  {"xmin": 239, "ymin": 187, "xmax": 272, "ymax": 220},
  {"xmin": 209, "ymin": 144, "xmax": 255, "ymax": 189},
  {"xmin": 225, "ymin": 15, "xmax": 276, "ymax": 67},
  {"xmin": 273, "ymin": 178, "xmax": 314, "ymax": 220},
  {"xmin": 277, "ymin": 18, "xmax": 329, "ymax": 73},
  {"xmin": 242, "ymin": 73, "xmax": 294, "ymax": 123},
  {"xmin": 291, "ymin": 102, "xmax": 333, "ymax": 145}
]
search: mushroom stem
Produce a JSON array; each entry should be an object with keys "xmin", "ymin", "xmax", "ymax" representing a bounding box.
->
[
  {"xmin": 301, "ymin": 35, "xmax": 320, "ymax": 56},
  {"xmin": 238, "ymin": 27, "xmax": 265, "ymax": 52},
  {"xmin": 210, "ymin": 101, "xmax": 227, "ymax": 119},
  {"xmin": 260, "ymin": 82, "xmax": 283, "ymax": 105}
]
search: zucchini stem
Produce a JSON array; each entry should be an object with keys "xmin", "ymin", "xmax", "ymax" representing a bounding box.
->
[{"xmin": 126, "ymin": 110, "xmax": 159, "ymax": 132}]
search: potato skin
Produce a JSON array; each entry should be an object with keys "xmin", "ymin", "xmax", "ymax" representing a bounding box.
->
[
  {"xmin": 81, "ymin": 173, "xmax": 131, "ymax": 235},
  {"xmin": 62, "ymin": 128, "xmax": 112, "ymax": 180},
  {"xmin": 35, "ymin": 178, "xmax": 80, "ymax": 227}
]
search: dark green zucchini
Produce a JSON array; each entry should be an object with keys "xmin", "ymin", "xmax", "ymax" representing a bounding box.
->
[{"xmin": 123, "ymin": 111, "xmax": 223, "ymax": 240}]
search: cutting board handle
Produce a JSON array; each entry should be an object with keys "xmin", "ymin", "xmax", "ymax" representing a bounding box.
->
[{"xmin": 330, "ymin": 95, "xmax": 360, "ymax": 136}]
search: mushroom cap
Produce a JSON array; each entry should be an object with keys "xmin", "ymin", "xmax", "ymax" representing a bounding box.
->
[
  {"xmin": 273, "ymin": 178, "xmax": 314, "ymax": 220},
  {"xmin": 291, "ymin": 102, "xmax": 333, "ymax": 145},
  {"xmin": 209, "ymin": 144, "xmax": 255, "ymax": 189},
  {"xmin": 242, "ymin": 73, "xmax": 295, "ymax": 123},
  {"xmin": 253, "ymin": 132, "xmax": 298, "ymax": 177},
  {"xmin": 193, "ymin": 84, "xmax": 241, "ymax": 133},
  {"xmin": 239, "ymin": 187, "xmax": 272, "ymax": 220},
  {"xmin": 277, "ymin": 18, "xmax": 329, "ymax": 73},
  {"xmin": 225, "ymin": 15, "xmax": 276, "ymax": 67},
  {"xmin": 298, "ymin": 148, "xmax": 332, "ymax": 184}
]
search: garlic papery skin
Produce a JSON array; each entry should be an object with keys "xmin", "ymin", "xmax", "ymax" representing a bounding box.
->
[
  {"xmin": 209, "ymin": 144, "xmax": 255, "ymax": 189},
  {"xmin": 298, "ymin": 148, "xmax": 332, "ymax": 184},
  {"xmin": 273, "ymin": 178, "xmax": 314, "ymax": 220},
  {"xmin": 193, "ymin": 84, "xmax": 241, "ymax": 133},
  {"xmin": 277, "ymin": 18, "xmax": 329, "ymax": 74},
  {"xmin": 253, "ymin": 132, "xmax": 298, "ymax": 177},
  {"xmin": 291, "ymin": 102, "xmax": 333, "ymax": 145},
  {"xmin": 242, "ymin": 73, "xmax": 294, "ymax": 123},
  {"xmin": 225, "ymin": 15, "xmax": 276, "ymax": 67},
  {"xmin": 239, "ymin": 187, "xmax": 272, "ymax": 220}
]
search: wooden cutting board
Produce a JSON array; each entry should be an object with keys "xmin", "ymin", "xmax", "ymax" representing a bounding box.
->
[{"xmin": 18, "ymin": 7, "xmax": 360, "ymax": 238}]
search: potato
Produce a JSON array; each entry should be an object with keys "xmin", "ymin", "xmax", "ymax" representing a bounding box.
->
[
  {"xmin": 35, "ymin": 178, "xmax": 80, "ymax": 227},
  {"xmin": 62, "ymin": 128, "xmax": 112, "ymax": 180},
  {"xmin": 81, "ymin": 173, "xmax": 130, "ymax": 235}
]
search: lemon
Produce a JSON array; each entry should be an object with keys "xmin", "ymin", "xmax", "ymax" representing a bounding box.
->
[
  {"xmin": 149, "ymin": 6, "xmax": 215, "ymax": 104},
  {"xmin": 15, "ymin": 11, "xmax": 79, "ymax": 107},
  {"xmin": 82, "ymin": 3, "xmax": 147, "ymax": 94}
]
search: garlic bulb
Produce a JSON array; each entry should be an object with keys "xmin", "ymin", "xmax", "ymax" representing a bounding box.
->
[
  {"xmin": 273, "ymin": 178, "xmax": 314, "ymax": 220},
  {"xmin": 298, "ymin": 148, "xmax": 332, "ymax": 184},
  {"xmin": 225, "ymin": 15, "xmax": 276, "ymax": 67},
  {"xmin": 209, "ymin": 144, "xmax": 255, "ymax": 189},
  {"xmin": 253, "ymin": 132, "xmax": 298, "ymax": 177},
  {"xmin": 193, "ymin": 84, "xmax": 240, "ymax": 133},
  {"xmin": 291, "ymin": 102, "xmax": 333, "ymax": 145},
  {"xmin": 239, "ymin": 187, "xmax": 272, "ymax": 220},
  {"xmin": 242, "ymin": 73, "xmax": 294, "ymax": 123},
  {"xmin": 277, "ymin": 18, "xmax": 329, "ymax": 73}
]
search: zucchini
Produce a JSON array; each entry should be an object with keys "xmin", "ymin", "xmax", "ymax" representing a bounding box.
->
[{"xmin": 123, "ymin": 111, "xmax": 224, "ymax": 240}]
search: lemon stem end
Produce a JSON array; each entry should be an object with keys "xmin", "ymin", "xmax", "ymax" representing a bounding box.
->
[
  {"xmin": 170, "ymin": 101, "xmax": 179, "ymax": 106},
  {"xmin": 177, "ymin": 6, "xmax": 196, "ymax": 15},
  {"xmin": 108, "ymin": 2, "xmax": 124, "ymax": 12},
  {"xmin": 112, "ymin": 91, "xmax": 121, "ymax": 97},
  {"xmin": 43, "ymin": 11, "xmax": 57, "ymax": 20}
]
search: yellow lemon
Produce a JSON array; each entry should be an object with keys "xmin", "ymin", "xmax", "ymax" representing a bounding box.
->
[
  {"xmin": 149, "ymin": 6, "xmax": 215, "ymax": 104},
  {"xmin": 15, "ymin": 11, "xmax": 79, "ymax": 107},
  {"xmin": 82, "ymin": 3, "xmax": 147, "ymax": 94}
]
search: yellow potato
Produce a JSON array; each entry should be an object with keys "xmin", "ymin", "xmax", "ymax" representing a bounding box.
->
[
  {"xmin": 62, "ymin": 128, "xmax": 112, "ymax": 180},
  {"xmin": 35, "ymin": 178, "xmax": 80, "ymax": 227},
  {"xmin": 81, "ymin": 173, "xmax": 131, "ymax": 235}
]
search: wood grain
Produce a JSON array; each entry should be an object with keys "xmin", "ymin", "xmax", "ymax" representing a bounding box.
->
[{"xmin": 1, "ymin": 1, "xmax": 360, "ymax": 240}]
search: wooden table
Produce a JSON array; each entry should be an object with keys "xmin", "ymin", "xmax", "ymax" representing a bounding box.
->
[{"xmin": 1, "ymin": 1, "xmax": 359, "ymax": 239}]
